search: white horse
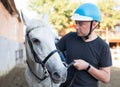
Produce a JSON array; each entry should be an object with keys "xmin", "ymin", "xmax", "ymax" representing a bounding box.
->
[{"xmin": 21, "ymin": 13, "xmax": 67, "ymax": 87}]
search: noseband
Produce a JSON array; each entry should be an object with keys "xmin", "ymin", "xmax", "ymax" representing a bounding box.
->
[{"xmin": 26, "ymin": 27, "xmax": 59, "ymax": 81}]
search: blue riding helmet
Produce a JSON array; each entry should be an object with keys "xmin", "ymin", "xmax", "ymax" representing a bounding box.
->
[{"xmin": 71, "ymin": 3, "xmax": 101, "ymax": 22}]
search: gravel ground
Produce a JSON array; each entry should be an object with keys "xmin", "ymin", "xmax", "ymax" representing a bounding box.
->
[{"xmin": 0, "ymin": 63, "xmax": 120, "ymax": 87}]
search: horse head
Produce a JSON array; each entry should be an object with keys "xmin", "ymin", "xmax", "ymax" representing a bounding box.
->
[{"xmin": 21, "ymin": 12, "xmax": 67, "ymax": 85}]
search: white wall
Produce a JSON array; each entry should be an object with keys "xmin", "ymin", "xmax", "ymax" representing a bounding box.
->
[{"xmin": 0, "ymin": 36, "xmax": 25, "ymax": 76}]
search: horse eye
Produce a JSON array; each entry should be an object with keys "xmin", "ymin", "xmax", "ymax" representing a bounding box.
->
[{"xmin": 32, "ymin": 38, "xmax": 40, "ymax": 44}]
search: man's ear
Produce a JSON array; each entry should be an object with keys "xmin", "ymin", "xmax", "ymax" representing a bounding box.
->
[
  {"xmin": 92, "ymin": 21, "xmax": 97, "ymax": 26},
  {"xmin": 92, "ymin": 21, "xmax": 100, "ymax": 29}
]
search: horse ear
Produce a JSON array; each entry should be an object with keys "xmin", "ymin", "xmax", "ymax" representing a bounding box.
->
[
  {"xmin": 41, "ymin": 13, "xmax": 49, "ymax": 24},
  {"xmin": 20, "ymin": 11, "xmax": 30, "ymax": 27}
]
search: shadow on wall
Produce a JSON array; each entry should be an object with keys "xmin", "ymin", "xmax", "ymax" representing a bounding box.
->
[{"xmin": 1, "ymin": 0, "xmax": 21, "ymax": 22}]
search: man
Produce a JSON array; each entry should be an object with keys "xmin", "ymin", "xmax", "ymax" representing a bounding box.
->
[{"xmin": 57, "ymin": 3, "xmax": 112, "ymax": 87}]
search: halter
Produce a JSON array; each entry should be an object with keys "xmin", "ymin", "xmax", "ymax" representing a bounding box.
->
[{"xmin": 26, "ymin": 27, "xmax": 59, "ymax": 81}]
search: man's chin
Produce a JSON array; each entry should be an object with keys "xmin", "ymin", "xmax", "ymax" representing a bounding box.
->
[{"xmin": 77, "ymin": 33, "xmax": 82, "ymax": 37}]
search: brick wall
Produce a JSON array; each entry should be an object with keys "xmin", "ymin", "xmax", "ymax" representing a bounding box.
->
[{"xmin": 0, "ymin": 2, "xmax": 24, "ymax": 42}]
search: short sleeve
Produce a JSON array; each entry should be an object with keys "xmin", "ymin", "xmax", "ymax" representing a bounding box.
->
[{"xmin": 99, "ymin": 44, "xmax": 112, "ymax": 67}]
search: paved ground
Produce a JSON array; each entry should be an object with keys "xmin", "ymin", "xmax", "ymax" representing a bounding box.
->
[
  {"xmin": 99, "ymin": 57, "xmax": 120, "ymax": 87},
  {"xmin": 0, "ymin": 63, "xmax": 28, "ymax": 87},
  {"xmin": 0, "ymin": 59, "xmax": 120, "ymax": 87}
]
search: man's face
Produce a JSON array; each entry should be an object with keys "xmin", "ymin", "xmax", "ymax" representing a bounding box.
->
[{"xmin": 75, "ymin": 21, "xmax": 91, "ymax": 37}]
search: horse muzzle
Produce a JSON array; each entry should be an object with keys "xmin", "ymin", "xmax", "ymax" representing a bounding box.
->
[{"xmin": 50, "ymin": 67, "xmax": 67, "ymax": 84}]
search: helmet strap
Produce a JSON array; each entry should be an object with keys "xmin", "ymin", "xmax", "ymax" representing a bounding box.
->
[
  {"xmin": 82, "ymin": 21, "xmax": 99, "ymax": 40},
  {"xmin": 82, "ymin": 21, "xmax": 93, "ymax": 40}
]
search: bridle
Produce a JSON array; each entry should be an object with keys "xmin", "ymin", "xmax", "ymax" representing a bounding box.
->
[
  {"xmin": 26, "ymin": 27, "xmax": 74, "ymax": 82},
  {"xmin": 26, "ymin": 27, "xmax": 60, "ymax": 81}
]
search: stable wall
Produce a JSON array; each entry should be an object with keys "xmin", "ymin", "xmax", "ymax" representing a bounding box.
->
[{"xmin": 0, "ymin": 1, "xmax": 25, "ymax": 76}]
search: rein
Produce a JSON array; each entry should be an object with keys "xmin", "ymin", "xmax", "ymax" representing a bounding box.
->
[{"xmin": 68, "ymin": 72, "xmax": 77, "ymax": 87}]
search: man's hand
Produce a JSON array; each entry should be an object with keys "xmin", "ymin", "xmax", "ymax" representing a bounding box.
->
[{"xmin": 73, "ymin": 59, "xmax": 89, "ymax": 70}]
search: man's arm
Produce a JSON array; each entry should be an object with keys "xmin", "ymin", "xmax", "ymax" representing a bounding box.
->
[
  {"xmin": 73, "ymin": 59, "xmax": 111, "ymax": 83},
  {"xmin": 88, "ymin": 66, "xmax": 111, "ymax": 83}
]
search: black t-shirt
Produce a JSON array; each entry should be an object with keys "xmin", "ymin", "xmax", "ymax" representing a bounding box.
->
[{"xmin": 57, "ymin": 32, "xmax": 112, "ymax": 87}]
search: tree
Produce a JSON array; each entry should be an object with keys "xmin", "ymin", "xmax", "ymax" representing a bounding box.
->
[
  {"xmin": 28, "ymin": 0, "xmax": 81, "ymax": 36},
  {"xmin": 97, "ymin": 0, "xmax": 120, "ymax": 30},
  {"xmin": 28, "ymin": 0, "xmax": 120, "ymax": 36}
]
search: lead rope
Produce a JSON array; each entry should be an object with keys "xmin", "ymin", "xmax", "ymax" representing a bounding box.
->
[
  {"xmin": 68, "ymin": 71, "xmax": 77, "ymax": 87},
  {"xmin": 66, "ymin": 61, "xmax": 77, "ymax": 87}
]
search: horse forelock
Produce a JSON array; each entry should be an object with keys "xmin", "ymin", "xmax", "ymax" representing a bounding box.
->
[
  {"xmin": 26, "ymin": 19, "xmax": 57, "ymax": 42},
  {"xmin": 26, "ymin": 18, "xmax": 50, "ymax": 31}
]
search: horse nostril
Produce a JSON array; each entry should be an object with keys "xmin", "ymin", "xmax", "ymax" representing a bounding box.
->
[
  {"xmin": 51, "ymin": 70, "xmax": 67, "ymax": 83},
  {"xmin": 52, "ymin": 72, "xmax": 61, "ymax": 79}
]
